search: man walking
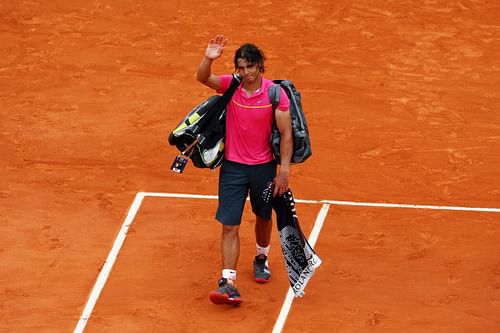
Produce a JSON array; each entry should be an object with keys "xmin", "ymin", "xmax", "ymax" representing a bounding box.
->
[{"xmin": 196, "ymin": 35, "xmax": 293, "ymax": 305}]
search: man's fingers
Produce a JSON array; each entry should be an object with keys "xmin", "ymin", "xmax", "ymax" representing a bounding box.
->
[
  {"xmin": 213, "ymin": 34, "xmax": 227, "ymax": 46},
  {"xmin": 272, "ymin": 185, "xmax": 289, "ymax": 197}
]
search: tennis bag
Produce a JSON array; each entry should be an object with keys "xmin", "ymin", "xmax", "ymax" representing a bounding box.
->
[
  {"xmin": 168, "ymin": 74, "xmax": 241, "ymax": 170},
  {"xmin": 268, "ymin": 80, "xmax": 312, "ymax": 164}
]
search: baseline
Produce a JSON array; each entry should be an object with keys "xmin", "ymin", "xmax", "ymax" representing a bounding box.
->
[{"xmin": 142, "ymin": 192, "xmax": 500, "ymax": 213}]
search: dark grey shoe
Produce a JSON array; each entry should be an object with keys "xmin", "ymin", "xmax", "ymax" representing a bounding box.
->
[
  {"xmin": 253, "ymin": 254, "xmax": 271, "ymax": 283},
  {"xmin": 208, "ymin": 278, "xmax": 242, "ymax": 305}
]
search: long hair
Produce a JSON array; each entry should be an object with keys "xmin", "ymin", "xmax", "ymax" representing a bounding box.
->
[{"xmin": 234, "ymin": 43, "xmax": 266, "ymax": 73}]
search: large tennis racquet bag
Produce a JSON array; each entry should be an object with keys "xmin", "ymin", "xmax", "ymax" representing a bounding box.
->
[
  {"xmin": 268, "ymin": 80, "xmax": 312, "ymax": 164},
  {"xmin": 168, "ymin": 74, "xmax": 241, "ymax": 171}
]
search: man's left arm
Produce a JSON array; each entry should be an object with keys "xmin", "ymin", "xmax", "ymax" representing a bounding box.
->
[{"xmin": 273, "ymin": 109, "xmax": 293, "ymax": 196}]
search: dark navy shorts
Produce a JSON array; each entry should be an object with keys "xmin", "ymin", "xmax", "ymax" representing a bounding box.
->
[{"xmin": 216, "ymin": 159, "xmax": 277, "ymax": 226}]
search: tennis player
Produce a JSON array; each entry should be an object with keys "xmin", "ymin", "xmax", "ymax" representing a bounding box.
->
[{"xmin": 196, "ymin": 34, "xmax": 293, "ymax": 305}]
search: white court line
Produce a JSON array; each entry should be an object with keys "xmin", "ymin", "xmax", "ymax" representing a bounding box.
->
[
  {"xmin": 73, "ymin": 191, "xmax": 500, "ymax": 332},
  {"xmin": 142, "ymin": 192, "xmax": 500, "ymax": 213},
  {"xmin": 272, "ymin": 203, "xmax": 331, "ymax": 333},
  {"xmin": 73, "ymin": 192, "xmax": 145, "ymax": 333},
  {"xmin": 323, "ymin": 200, "xmax": 500, "ymax": 212}
]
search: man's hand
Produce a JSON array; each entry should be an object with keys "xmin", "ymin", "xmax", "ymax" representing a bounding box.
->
[
  {"xmin": 273, "ymin": 169, "xmax": 289, "ymax": 197},
  {"xmin": 205, "ymin": 34, "xmax": 227, "ymax": 60},
  {"xmin": 197, "ymin": 35, "xmax": 226, "ymax": 89}
]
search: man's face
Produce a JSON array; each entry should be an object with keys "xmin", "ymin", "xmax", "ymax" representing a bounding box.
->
[{"xmin": 236, "ymin": 58, "xmax": 260, "ymax": 84}]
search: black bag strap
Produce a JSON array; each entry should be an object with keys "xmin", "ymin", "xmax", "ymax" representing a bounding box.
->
[
  {"xmin": 269, "ymin": 82, "xmax": 286, "ymax": 136},
  {"xmin": 218, "ymin": 73, "xmax": 242, "ymax": 107},
  {"xmin": 198, "ymin": 74, "xmax": 241, "ymax": 145},
  {"xmin": 268, "ymin": 82, "xmax": 281, "ymax": 114}
]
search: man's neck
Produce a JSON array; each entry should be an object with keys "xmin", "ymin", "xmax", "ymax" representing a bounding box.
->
[{"xmin": 243, "ymin": 76, "xmax": 262, "ymax": 95}]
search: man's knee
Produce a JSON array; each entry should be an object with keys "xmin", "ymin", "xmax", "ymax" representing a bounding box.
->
[{"xmin": 222, "ymin": 225, "xmax": 239, "ymax": 238}]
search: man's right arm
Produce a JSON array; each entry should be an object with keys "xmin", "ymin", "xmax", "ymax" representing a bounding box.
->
[
  {"xmin": 196, "ymin": 57, "xmax": 221, "ymax": 91},
  {"xmin": 196, "ymin": 35, "xmax": 227, "ymax": 91}
]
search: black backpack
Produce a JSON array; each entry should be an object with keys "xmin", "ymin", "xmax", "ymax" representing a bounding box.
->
[
  {"xmin": 168, "ymin": 74, "xmax": 241, "ymax": 170},
  {"xmin": 268, "ymin": 80, "xmax": 312, "ymax": 164}
]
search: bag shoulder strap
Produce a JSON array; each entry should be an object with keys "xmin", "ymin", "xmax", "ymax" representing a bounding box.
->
[
  {"xmin": 218, "ymin": 73, "xmax": 241, "ymax": 105},
  {"xmin": 199, "ymin": 74, "xmax": 241, "ymax": 144},
  {"xmin": 268, "ymin": 81, "xmax": 281, "ymax": 114}
]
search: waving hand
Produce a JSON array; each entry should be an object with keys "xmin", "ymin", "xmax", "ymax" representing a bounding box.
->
[{"xmin": 205, "ymin": 34, "xmax": 227, "ymax": 60}]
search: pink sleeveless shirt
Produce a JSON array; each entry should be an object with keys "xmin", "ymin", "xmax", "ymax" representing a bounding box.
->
[{"xmin": 217, "ymin": 75, "xmax": 290, "ymax": 165}]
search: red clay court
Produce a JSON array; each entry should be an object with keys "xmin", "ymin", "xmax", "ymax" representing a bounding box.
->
[{"xmin": 1, "ymin": 1, "xmax": 500, "ymax": 332}]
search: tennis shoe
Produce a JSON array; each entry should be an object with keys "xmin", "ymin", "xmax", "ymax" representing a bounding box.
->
[
  {"xmin": 208, "ymin": 278, "xmax": 242, "ymax": 305},
  {"xmin": 253, "ymin": 254, "xmax": 271, "ymax": 283}
]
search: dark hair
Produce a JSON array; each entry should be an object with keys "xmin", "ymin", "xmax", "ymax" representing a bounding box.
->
[{"xmin": 234, "ymin": 43, "xmax": 266, "ymax": 72}]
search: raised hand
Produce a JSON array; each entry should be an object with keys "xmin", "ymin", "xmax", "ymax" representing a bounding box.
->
[{"xmin": 205, "ymin": 34, "xmax": 227, "ymax": 60}]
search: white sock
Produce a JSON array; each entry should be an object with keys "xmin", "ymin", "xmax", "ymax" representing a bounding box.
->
[
  {"xmin": 256, "ymin": 244, "xmax": 270, "ymax": 256},
  {"xmin": 222, "ymin": 269, "xmax": 237, "ymax": 281}
]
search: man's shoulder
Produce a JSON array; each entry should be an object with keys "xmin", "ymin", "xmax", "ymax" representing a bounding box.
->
[
  {"xmin": 215, "ymin": 74, "xmax": 235, "ymax": 93},
  {"xmin": 263, "ymin": 77, "xmax": 290, "ymax": 110},
  {"xmin": 261, "ymin": 76, "xmax": 279, "ymax": 93}
]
